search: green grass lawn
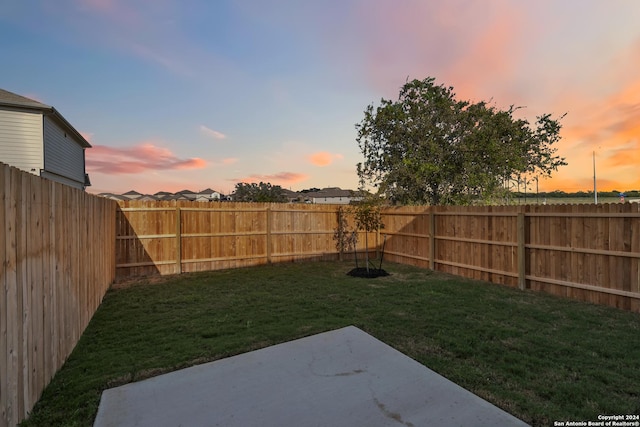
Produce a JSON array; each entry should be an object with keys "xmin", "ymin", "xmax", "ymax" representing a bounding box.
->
[{"xmin": 21, "ymin": 261, "xmax": 640, "ymax": 427}]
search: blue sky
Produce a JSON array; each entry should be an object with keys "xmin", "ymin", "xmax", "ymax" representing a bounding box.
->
[{"xmin": 2, "ymin": 0, "xmax": 640, "ymax": 194}]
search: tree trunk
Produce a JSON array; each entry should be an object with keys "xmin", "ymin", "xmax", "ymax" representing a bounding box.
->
[{"xmin": 364, "ymin": 233, "xmax": 369, "ymax": 273}]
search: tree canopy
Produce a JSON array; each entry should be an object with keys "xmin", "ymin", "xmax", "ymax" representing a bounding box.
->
[
  {"xmin": 356, "ymin": 77, "xmax": 567, "ymax": 205},
  {"xmin": 233, "ymin": 182, "xmax": 288, "ymax": 202}
]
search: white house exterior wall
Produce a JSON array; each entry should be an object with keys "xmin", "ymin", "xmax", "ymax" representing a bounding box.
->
[
  {"xmin": 43, "ymin": 116, "xmax": 85, "ymax": 186},
  {"xmin": 0, "ymin": 108, "xmax": 44, "ymax": 174}
]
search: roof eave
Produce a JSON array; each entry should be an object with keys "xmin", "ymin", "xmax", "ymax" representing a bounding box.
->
[{"xmin": 0, "ymin": 98, "xmax": 92, "ymax": 149}]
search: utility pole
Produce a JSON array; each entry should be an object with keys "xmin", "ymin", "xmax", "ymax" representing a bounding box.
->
[{"xmin": 593, "ymin": 151, "xmax": 598, "ymax": 204}]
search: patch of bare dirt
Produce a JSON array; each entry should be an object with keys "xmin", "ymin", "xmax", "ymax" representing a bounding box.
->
[{"xmin": 347, "ymin": 267, "xmax": 389, "ymax": 278}]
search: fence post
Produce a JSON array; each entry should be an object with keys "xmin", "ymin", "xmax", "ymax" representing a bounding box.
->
[
  {"xmin": 429, "ymin": 209, "xmax": 435, "ymax": 270},
  {"xmin": 376, "ymin": 218, "xmax": 380, "ymax": 260},
  {"xmin": 266, "ymin": 206, "xmax": 272, "ymax": 264},
  {"xmin": 517, "ymin": 212, "xmax": 525, "ymax": 290},
  {"xmin": 337, "ymin": 207, "xmax": 343, "ymax": 261},
  {"xmin": 176, "ymin": 206, "xmax": 182, "ymax": 274}
]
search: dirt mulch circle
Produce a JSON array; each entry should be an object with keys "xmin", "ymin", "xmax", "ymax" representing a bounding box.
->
[{"xmin": 347, "ymin": 267, "xmax": 389, "ymax": 278}]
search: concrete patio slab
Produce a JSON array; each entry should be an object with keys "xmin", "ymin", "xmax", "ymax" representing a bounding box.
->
[{"xmin": 94, "ymin": 326, "xmax": 529, "ymax": 427}]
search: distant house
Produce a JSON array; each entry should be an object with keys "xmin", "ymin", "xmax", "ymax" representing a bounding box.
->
[
  {"xmin": 174, "ymin": 189, "xmax": 198, "ymax": 200},
  {"xmin": 197, "ymin": 188, "xmax": 221, "ymax": 202},
  {"xmin": 164, "ymin": 193, "xmax": 192, "ymax": 201},
  {"xmin": 97, "ymin": 192, "xmax": 128, "ymax": 201},
  {"xmin": 305, "ymin": 187, "xmax": 364, "ymax": 205},
  {"xmin": 281, "ymin": 188, "xmax": 300, "ymax": 203},
  {"xmin": 0, "ymin": 88, "xmax": 91, "ymax": 190},
  {"xmin": 137, "ymin": 194, "xmax": 160, "ymax": 201},
  {"xmin": 97, "ymin": 187, "xmax": 364, "ymax": 204},
  {"xmin": 153, "ymin": 191, "xmax": 173, "ymax": 200},
  {"xmin": 121, "ymin": 190, "xmax": 143, "ymax": 200}
]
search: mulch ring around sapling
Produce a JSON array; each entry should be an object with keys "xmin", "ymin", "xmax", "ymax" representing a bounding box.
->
[{"xmin": 347, "ymin": 267, "xmax": 390, "ymax": 278}]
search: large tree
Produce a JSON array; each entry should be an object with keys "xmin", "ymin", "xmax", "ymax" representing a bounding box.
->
[
  {"xmin": 233, "ymin": 182, "xmax": 288, "ymax": 202},
  {"xmin": 356, "ymin": 78, "xmax": 567, "ymax": 205}
]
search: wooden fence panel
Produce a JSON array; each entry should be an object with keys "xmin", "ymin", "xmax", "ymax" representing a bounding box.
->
[
  {"xmin": 180, "ymin": 204, "xmax": 269, "ymax": 272},
  {"xmin": 1, "ymin": 162, "xmax": 116, "ymax": 427},
  {"xmin": 116, "ymin": 201, "xmax": 175, "ymax": 277},
  {"xmin": 266, "ymin": 205, "xmax": 336, "ymax": 263},
  {"xmin": 428, "ymin": 206, "xmax": 520, "ymax": 287},
  {"xmin": 631, "ymin": 204, "xmax": 640, "ymax": 312},
  {"xmin": 115, "ymin": 202, "xmax": 343, "ymax": 278},
  {"xmin": 380, "ymin": 206, "xmax": 430, "ymax": 268},
  {"xmin": 524, "ymin": 202, "xmax": 640, "ymax": 310}
]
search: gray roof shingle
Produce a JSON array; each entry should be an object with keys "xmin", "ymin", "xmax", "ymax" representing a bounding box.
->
[{"xmin": 0, "ymin": 88, "xmax": 52, "ymax": 110}]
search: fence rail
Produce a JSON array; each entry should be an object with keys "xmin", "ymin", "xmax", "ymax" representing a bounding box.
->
[{"xmin": 1, "ymin": 163, "xmax": 116, "ymax": 427}]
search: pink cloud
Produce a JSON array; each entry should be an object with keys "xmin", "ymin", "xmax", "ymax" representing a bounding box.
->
[
  {"xmin": 75, "ymin": 0, "xmax": 140, "ymax": 28},
  {"xmin": 73, "ymin": 0, "xmax": 198, "ymax": 76},
  {"xmin": 561, "ymin": 75, "xmax": 640, "ymax": 147},
  {"xmin": 200, "ymin": 125, "xmax": 227, "ymax": 140},
  {"xmin": 221, "ymin": 158, "xmax": 238, "ymax": 165},
  {"xmin": 129, "ymin": 43, "xmax": 193, "ymax": 77},
  {"xmin": 79, "ymin": 0, "xmax": 116, "ymax": 13},
  {"xmin": 308, "ymin": 151, "xmax": 343, "ymax": 167},
  {"xmin": 87, "ymin": 143, "xmax": 206, "ymax": 174},
  {"xmin": 335, "ymin": 1, "xmax": 528, "ymax": 101},
  {"xmin": 79, "ymin": 131, "xmax": 94, "ymax": 143},
  {"xmin": 444, "ymin": 5, "xmax": 526, "ymax": 102},
  {"xmin": 604, "ymin": 141, "xmax": 640, "ymax": 168}
]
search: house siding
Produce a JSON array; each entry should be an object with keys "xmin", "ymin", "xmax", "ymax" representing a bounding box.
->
[
  {"xmin": 40, "ymin": 170, "xmax": 85, "ymax": 190},
  {"xmin": 0, "ymin": 108, "xmax": 44, "ymax": 174},
  {"xmin": 43, "ymin": 116, "xmax": 85, "ymax": 185}
]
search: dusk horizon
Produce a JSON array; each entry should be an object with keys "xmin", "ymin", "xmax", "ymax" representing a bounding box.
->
[{"xmin": 3, "ymin": 1, "xmax": 639, "ymax": 196}]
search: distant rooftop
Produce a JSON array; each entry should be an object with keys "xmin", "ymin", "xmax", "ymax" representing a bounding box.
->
[{"xmin": 98, "ymin": 187, "xmax": 361, "ymax": 203}]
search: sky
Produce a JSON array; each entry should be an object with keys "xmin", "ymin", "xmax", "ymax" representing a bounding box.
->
[{"xmin": 2, "ymin": 0, "xmax": 640, "ymax": 195}]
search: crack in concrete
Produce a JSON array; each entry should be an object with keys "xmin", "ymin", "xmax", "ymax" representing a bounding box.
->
[
  {"xmin": 373, "ymin": 397, "xmax": 415, "ymax": 427},
  {"xmin": 307, "ymin": 339, "xmax": 366, "ymax": 377}
]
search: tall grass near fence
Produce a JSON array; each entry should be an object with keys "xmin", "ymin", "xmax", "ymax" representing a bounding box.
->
[{"xmin": 0, "ymin": 163, "xmax": 116, "ymax": 427}]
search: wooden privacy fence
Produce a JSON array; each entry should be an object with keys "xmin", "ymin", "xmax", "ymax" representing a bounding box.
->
[
  {"xmin": 381, "ymin": 204, "xmax": 640, "ymax": 311},
  {"xmin": 116, "ymin": 201, "xmax": 375, "ymax": 278},
  {"xmin": 118, "ymin": 201, "xmax": 640, "ymax": 311},
  {"xmin": 1, "ymin": 163, "xmax": 116, "ymax": 427}
]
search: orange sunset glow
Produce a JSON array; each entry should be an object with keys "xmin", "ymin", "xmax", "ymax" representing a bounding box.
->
[{"xmin": 3, "ymin": 1, "xmax": 640, "ymax": 195}]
